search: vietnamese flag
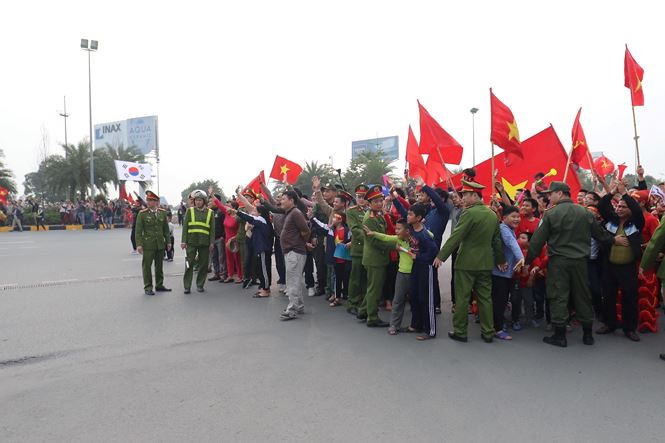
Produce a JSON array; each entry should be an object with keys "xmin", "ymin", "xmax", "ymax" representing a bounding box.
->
[
  {"xmin": 490, "ymin": 89, "xmax": 523, "ymax": 163},
  {"xmin": 570, "ymin": 107, "xmax": 591, "ymax": 169},
  {"xmin": 624, "ymin": 45, "xmax": 644, "ymax": 106},
  {"xmin": 452, "ymin": 125, "xmax": 581, "ymax": 202},
  {"xmin": 405, "ymin": 125, "xmax": 427, "ymax": 180},
  {"xmin": 424, "ymin": 155, "xmax": 451, "ymax": 187},
  {"xmin": 593, "ymin": 155, "xmax": 615, "ymax": 176},
  {"xmin": 0, "ymin": 185, "xmax": 8, "ymax": 205},
  {"xmin": 417, "ymin": 100, "xmax": 464, "ymax": 164},
  {"xmin": 269, "ymin": 155, "xmax": 303, "ymax": 184},
  {"xmin": 245, "ymin": 171, "xmax": 267, "ymax": 198}
]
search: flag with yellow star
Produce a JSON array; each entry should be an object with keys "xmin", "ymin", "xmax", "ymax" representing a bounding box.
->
[
  {"xmin": 624, "ymin": 45, "xmax": 644, "ymax": 106},
  {"xmin": 490, "ymin": 89, "xmax": 524, "ymax": 163},
  {"xmin": 417, "ymin": 100, "xmax": 464, "ymax": 165},
  {"xmin": 570, "ymin": 107, "xmax": 591, "ymax": 169},
  {"xmin": 0, "ymin": 185, "xmax": 8, "ymax": 205},
  {"xmin": 269, "ymin": 155, "xmax": 303, "ymax": 184}
]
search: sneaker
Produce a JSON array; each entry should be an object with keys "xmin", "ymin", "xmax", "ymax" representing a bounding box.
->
[
  {"xmin": 131, "ymin": 250, "xmax": 138, "ymax": 255},
  {"xmin": 280, "ymin": 311, "xmax": 296, "ymax": 321},
  {"xmin": 495, "ymin": 330, "xmax": 513, "ymax": 340},
  {"xmin": 529, "ymin": 319, "xmax": 540, "ymax": 328},
  {"xmin": 307, "ymin": 287, "xmax": 316, "ymax": 297},
  {"xmin": 279, "ymin": 284, "xmax": 286, "ymax": 293},
  {"xmin": 566, "ymin": 323, "xmax": 573, "ymax": 332},
  {"xmin": 512, "ymin": 322, "xmax": 522, "ymax": 331}
]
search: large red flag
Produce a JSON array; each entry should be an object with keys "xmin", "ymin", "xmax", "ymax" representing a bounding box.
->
[
  {"xmin": 490, "ymin": 89, "xmax": 524, "ymax": 163},
  {"xmin": 405, "ymin": 125, "xmax": 427, "ymax": 181},
  {"xmin": 570, "ymin": 107, "xmax": 591, "ymax": 169},
  {"xmin": 624, "ymin": 45, "xmax": 644, "ymax": 106},
  {"xmin": 417, "ymin": 100, "xmax": 464, "ymax": 164},
  {"xmin": 269, "ymin": 156, "xmax": 303, "ymax": 184},
  {"xmin": 245, "ymin": 171, "xmax": 267, "ymax": 198},
  {"xmin": 593, "ymin": 155, "xmax": 615, "ymax": 176},
  {"xmin": 118, "ymin": 182, "xmax": 129, "ymax": 202},
  {"xmin": 0, "ymin": 186, "xmax": 8, "ymax": 205},
  {"xmin": 453, "ymin": 125, "xmax": 581, "ymax": 202}
]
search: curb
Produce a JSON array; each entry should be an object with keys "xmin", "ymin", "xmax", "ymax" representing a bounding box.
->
[{"xmin": 0, "ymin": 223, "xmax": 131, "ymax": 233}]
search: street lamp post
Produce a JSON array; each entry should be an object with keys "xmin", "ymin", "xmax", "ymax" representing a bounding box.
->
[
  {"xmin": 58, "ymin": 96, "xmax": 70, "ymax": 149},
  {"xmin": 470, "ymin": 107, "xmax": 479, "ymax": 166},
  {"xmin": 81, "ymin": 38, "xmax": 98, "ymax": 198}
]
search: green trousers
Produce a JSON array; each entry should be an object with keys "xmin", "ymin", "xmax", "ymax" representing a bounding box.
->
[
  {"xmin": 546, "ymin": 256, "xmax": 593, "ymax": 327},
  {"xmin": 347, "ymin": 256, "xmax": 367, "ymax": 309},
  {"xmin": 184, "ymin": 245, "xmax": 210, "ymax": 290},
  {"xmin": 238, "ymin": 241, "xmax": 247, "ymax": 279},
  {"xmin": 142, "ymin": 249, "xmax": 165, "ymax": 290},
  {"xmin": 453, "ymin": 270, "xmax": 494, "ymax": 339},
  {"xmin": 359, "ymin": 265, "xmax": 386, "ymax": 322}
]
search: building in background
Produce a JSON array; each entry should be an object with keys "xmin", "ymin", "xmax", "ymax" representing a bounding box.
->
[{"xmin": 351, "ymin": 135, "xmax": 399, "ymax": 162}]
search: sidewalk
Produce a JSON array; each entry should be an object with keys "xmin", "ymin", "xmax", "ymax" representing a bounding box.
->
[{"xmin": 0, "ymin": 223, "xmax": 130, "ymax": 233}]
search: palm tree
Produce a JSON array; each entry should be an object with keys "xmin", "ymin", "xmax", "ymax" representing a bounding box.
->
[
  {"xmin": 101, "ymin": 143, "xmax": 145, "ymax": 189},
  {"xmin": 294, "ymin": 160, "xmax": 337, "ymax": 192},
  {"xmin": 342, "ymin": 149, "xmax": 396, "ymax": 191},
  {"xmin": 0, "ymin": 149, "xmax": 17, "ymax": 194}
]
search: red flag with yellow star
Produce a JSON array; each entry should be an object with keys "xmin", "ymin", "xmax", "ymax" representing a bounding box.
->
[
  {"xmin": 490, "ymin": 89, "xmax": 523, "ymax": 162},
  {"xmin": 593, "ymin": 155, "xmax": 615, "ymax": 176},
  {"xmin": 269, "ymin": 156, "xmax": 303, "ymax": 184},
  {"xmin": 452, "ymin": 125, "xmax": 581, "ymax": 202},
  {"xmin": 405, "ymin": 125, "xmax": 427, "ymax": 181},
  {"xmin": 417, "ymin": 100, "xmax": 464, "ymax": 164},
  {"xmin": 570, "ymin": 107, "xmax": 591, "ymax": 169},
  {"xmin": 624, "ymin": 45, "xmax": 644, "ymax": 106},
  {"xmin": 245, "ymin": 171, "xmax": 267, "ymax": 198},
  {"xmin": 0, "ymin": 185, "xmax": 8, "ymax": 205}
]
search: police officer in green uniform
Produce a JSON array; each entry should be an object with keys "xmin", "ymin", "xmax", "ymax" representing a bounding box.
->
[
  {"xmin": 640, "ymin": 216, "xmax": 665, "ymax": 361},
  {"xmin": 345, "ymin": 184, "xmax": 369, "ymax": 315},
  {"xmin": 135, "ymin": 190, "xmax": 172, "ymax": 296},
  {"xmin": 526, "ymin": 181, "xmax": 616, "ymax": 347},
  {"xmin": 182, "ymin": 189, "xmax": 215, "ymax": 293},
  {"xmin": 434, "ymin": 180, "xmax": 505, "ymax": 342},
  {"xmin": 357, "ymin": 185, "xmax": 391, "ymax": 327}
]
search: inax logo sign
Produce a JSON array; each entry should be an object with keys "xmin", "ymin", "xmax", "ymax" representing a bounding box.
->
[{"xmin": 95, "ymin": 123, "xmax": 123, "ymax": 139}]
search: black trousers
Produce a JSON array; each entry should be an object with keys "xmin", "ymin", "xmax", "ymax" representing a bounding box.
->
[
  {"xmin": 244, "ymin": 241, "xmax": 257, "ymax": 281},
  {"xmin": 313, "ymin": 239, "xmax": 326, "ymax": 291},
  {"xmin": 130, "ymin": 227, "xmax": 137, "ymax": 250},
  {"xmin": 334, "ymin": 261, "xmax": 351, "ymax": 299},
  {"xmin": 410, "ymin": 262, "xmax": 436, "ymax": 337},
  {"xmin": 304, "ymin": 250, "xmax": 315, "ymax": 288},
  {"xmin": 491, "ymin": 275, "xmax": 513, "ymax": 332},
  {"xmin": 602, "ymin": 261, "xmax": 638, "ymax": 332},
  {"xmin": 588, "ymin": 259, "xmax": 603, "ymax": 317},
  {"xmin": 274, "ymin": 237, "xmax": 286, "ymax": 284},
  {"xmin": 256, "ymin": 251, "xmax": 272, "ymax": 291},
  {"xmin": 382, "ymin": 261, "xmax": 398, "ymax": 302}
]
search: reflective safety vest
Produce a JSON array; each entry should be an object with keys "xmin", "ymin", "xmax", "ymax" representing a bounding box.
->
[{"xmin": 187, "ymin": 207, "xmax": 212, "ymax": 235}]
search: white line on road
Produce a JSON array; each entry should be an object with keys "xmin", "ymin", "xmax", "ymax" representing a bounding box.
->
[{"xmin": 0, "ymin": 241, "xmax": 36, "ymax": 245}]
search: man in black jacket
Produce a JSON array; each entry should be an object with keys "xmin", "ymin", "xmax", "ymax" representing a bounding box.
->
[{"xmin": 596, "ymin": 181, "xmax": 644, "ymax": 341}]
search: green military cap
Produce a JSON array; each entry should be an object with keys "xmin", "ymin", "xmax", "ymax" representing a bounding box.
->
[
  {"xmin": 541, "ymin": 181, "xmax": 570, "ymax": 193},
  {"xmin": 460, "ymin": 179, "xmax": 485, "ymax": 192},
  {"xmin": 354, "ymin": 184, "xmax": 369, "ymax": 195},
  {"xmin": 321, "ymin": 182, "xmax": 333, "ymax": 191},
  {"xmin": 145, "ymin": 190, "xmax": 160, "ymax": 201},
  {"xmin": 365, "ymin": 185, "xmax": 384, "ymax": 201}
]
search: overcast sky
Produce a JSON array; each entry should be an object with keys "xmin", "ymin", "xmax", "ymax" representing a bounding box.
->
[{"xmin": 2, "ymin": 0, "xmax": 664, "ymax": 203}]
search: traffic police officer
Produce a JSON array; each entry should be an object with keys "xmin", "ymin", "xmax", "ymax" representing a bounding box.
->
[
  {"xmin": 526, "ymin": 181, "xmax": 616, "ymax": 347},
  {"xmin": 182, "ymin": 189, "xmax": 215, "ymax": 293},
  {"xmin": 357, "ymin": 185, "xmax": 391, "ymax": 327},
  {"xmin": 345, "ymin": 184, "xmax": 369, "ymax": 315},
  {"xmin": 135, "ymin": 190, "xmax": 171, "ymax": 295},
  {"xmin": 434, "ymin": 180, "xmax": 505, "ymax": 342}
]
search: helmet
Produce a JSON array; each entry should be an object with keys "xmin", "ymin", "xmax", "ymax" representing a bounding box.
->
[{"xmin": 191, "ymin": 189, "xmax": 207, "ymax": 201}]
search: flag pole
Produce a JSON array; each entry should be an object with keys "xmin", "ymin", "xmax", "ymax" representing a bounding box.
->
[
  {"xmin": 631, "ymin": 105, "xmax": 641, "ymax": 166},
  {"xmin": 562, "ymin": 145, "xmax": 574, "ymax": 183},
  {"xmin": 585, "ymin": 148, "xmax": 597, "ymax": 191},
  {"xmin": 490, "ymin": 144, "xmax": 495, "ymax": 187},
  {"xmin": 434, "ymin": 147, "xmax": 454, "ymax": 190}
]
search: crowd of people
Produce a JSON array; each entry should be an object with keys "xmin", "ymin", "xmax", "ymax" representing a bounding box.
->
[{"xmin": 133, "ymin": 166, "xmax": 665, "ymax": 359}]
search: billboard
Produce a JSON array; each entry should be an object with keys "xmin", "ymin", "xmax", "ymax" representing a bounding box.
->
[
  {"xmin": 351, "ymin": 135, "xmax": 399, "ymax": 162},
  {"xmin": 95, "ymin": 115, "xmax": 158, "ymax": 155}
]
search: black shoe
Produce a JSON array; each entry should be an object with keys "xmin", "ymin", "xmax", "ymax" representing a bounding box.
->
[
  {"xmin": 356, "ymin": 312, "xmax": 367, "ymax": 320},
  {"xmin": 660, "ymin": 353, "xmax": 665, "ymax": 361},
  {"xmin": 366, "ymin": 320, "xmax": 389, "ymax": 328},
  {"xmin": 314, "ymin": 289, "xmax": 325, "ymax": 297},
  {"xmin": 543, "ymin": 326, "xmax": 567, "ymax": 347},
  {"xmin": 624, "ymin": 330, "xmax": 640, "ymax": 342},
  {"xmin": 481, "ymin": 335, "xmax": 493, "ymax": 343},
  {"xmin": 155, "ymin": 287, "xmax": 172, "ymax": 292},
  {"xmin": 242, "ymin": 279, "xmax": 250, "ymax": 289},
  {"xmin": 184, "ymin": 289, "xmax": 191, "ymax": 294},
  {"xmin": 583, "ymin": 327, "xmax": 595, "ymax": 345},
  {"xmin": 595, "ymin": 325, "xmax": 615, "ymax": 335},
  {"xmin": 448, "ymin": 332, "xmax": 468, "ymax": 343},
  {"xmin": 208, "ymin": 275, "xmax": 220, "ymax": 281},
  {"xmin": 197, "ymin": 287, "xmax": 205, "ymax": 293},
  {"xmin": 346, "ymin": 307, "xmax": 358, "ymax": 316},
  {"xmin": 144, "ymin": 289, "xmax": 155, "ymax": 296},
  {"xmin": 435, "ymin": 307, "xmax": 442, "ymax": 315}
]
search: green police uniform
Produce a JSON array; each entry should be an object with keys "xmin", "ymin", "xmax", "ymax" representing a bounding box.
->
[
  {"xmin": 135, "ymin": 206, "xmax": 170, "ymax": 292},
  {"xmin": 525, "ymin": 182, "xmax": 613, "ymax": 344},
  {"xmin": 358, "ymin": 186, "xmax": 391, "ymax": 325},
  {"xmin": 438, "ymin": 198, "xmax": 505, "ymax": 340},
  {"xmin": 182, "ymin": 206, "xmax": 215, "ymax": 290},
  {"xmin": 346, "ymin": 203, "xmax": 368, "ymax": 311},
  {"xmin": 641, "ymin": 217, "xmax": 665, "ymax": 290}
]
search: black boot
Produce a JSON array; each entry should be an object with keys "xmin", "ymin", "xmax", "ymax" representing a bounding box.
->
[
  {"xmin": 582, "ymin": 325, "xmax": 594, "ymax": 346},
  {"xmin": 543, "ymin": 326, "xmax": 567, "ymax": 347}
]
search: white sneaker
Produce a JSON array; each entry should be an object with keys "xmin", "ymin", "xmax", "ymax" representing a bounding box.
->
[
  {"xmin": 279, "ymin": 284, "xmax": 286, "ymax": 293},
  {"xmin": 307, "ymin": 287, "xmax": 316, "ymax": 297}
]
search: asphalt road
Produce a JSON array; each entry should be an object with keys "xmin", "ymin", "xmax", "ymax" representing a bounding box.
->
[{"xmin": 1, "ymin": 229, "xmax": 663, "ymax": 442}]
